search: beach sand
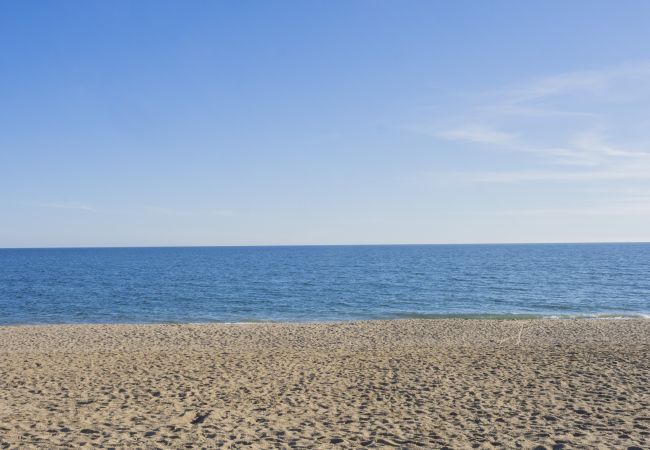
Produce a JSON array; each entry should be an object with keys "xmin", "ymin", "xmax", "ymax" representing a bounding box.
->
[{"xmin": 1, "ymin": 319, "xmax": 649, "ymax": 449}]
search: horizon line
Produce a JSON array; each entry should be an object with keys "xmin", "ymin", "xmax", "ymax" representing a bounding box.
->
[{"xmin": 1, "ymin": 240, "xmax": 649, "ymax": 250}]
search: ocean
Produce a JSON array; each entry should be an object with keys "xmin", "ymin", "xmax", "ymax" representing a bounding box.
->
[{"xmin": 0, "ymin": 243, "xmax": 648, "ymax": 325}]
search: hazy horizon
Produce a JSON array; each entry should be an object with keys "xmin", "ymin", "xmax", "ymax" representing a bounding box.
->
[
  {"xmin": 3, "ymin": 1, "xmax": 650, "ymax": 247},
  {"xmin": 2, "ymin": 240, "xmax": 650, "ymax": 250}
]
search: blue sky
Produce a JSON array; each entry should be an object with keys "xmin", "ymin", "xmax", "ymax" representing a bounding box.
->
[{"xmin": 2, "ymin": 1, "xmax": 650, "ymax": 247}]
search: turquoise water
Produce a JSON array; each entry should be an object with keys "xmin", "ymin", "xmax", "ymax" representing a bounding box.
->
[{"xmin": 0, "ymin": 244, "xmax": 649, "ymax": 325}]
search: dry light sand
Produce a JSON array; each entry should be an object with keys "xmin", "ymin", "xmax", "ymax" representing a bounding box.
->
[{"xmin": 1, "ymin": 319, "xmax": 649, "ymax": 449}]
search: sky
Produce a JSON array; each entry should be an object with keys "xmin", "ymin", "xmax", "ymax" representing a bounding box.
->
[{"xmin": 2, "ymin": 0, "xmax": 650, "ymax": 247}]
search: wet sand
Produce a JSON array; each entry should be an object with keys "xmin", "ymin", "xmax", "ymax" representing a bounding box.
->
[{"xmin": 1, "ymin": 319, "xmax": 649, "ymax": 449}]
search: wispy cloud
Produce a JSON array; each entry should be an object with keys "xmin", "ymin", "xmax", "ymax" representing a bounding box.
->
[
  {"xmin": 460, "ymin": 165, "xmax": 650, "ymax": 183},
  {"xmin": 420, "ymin": 61, "xmax": 650, "ymax": 183},
  {"xmin": 453, "ymin": 203, "xmax": 650, "ymax": 217},
  {"xmin": 496, "ymin": 61, "xmax": 650, "ymax": 104},
  {"xmin": 433, "ymin": 124, "xmax": 517, "ymax": 145},
  {"xmin": 144, "ymin": 206, "xmax": 235, "ymax": 217},
  {"xmin": 29, "ymin": 202, "xmax": 235, "ymax": 217},
  {"xmin": 35, "ymin": 201, "xmax": 101, "ymax": 212}
]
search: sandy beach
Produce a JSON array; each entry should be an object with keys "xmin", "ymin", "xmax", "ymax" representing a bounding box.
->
[{"xmin": 1, "ymin": 319, "xmax": 649, "ymax": 449}]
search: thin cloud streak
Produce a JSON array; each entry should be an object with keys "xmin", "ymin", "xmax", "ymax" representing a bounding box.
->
[
  {"xmin": 422, "ymin": 61, "xmax": 650, "ymax": 183},
  {"xmin": 144, "ymin": 206, "xmax": 236, "ymax": 217},
  {"xmin": 462, "ymin": 167, "xmax": 650, "ymax": 183},
  {"xmin": 35, "ymin": 202, "xmax": 102, "ymax": 213},
  {"xmin": 30, "ymin": 202, "xmax": 236, "ymax": 217},
  {"xmin": 433, "ymin": 125, "xmax": 517, "ymax": 145},
  {"xmin": 490, "ymin": 60, "xmax": 650, "ymax": 105},
  {"xmin": 450, "ymin": 203, "xmax": 650, "ymax": 217}
]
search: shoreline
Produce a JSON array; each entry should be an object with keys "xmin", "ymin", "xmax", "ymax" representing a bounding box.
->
[
  {"xmin": 2, "ymin": 312, "xmax": 649, "ymax": 328},
  {"xmin": 1, "ymin": 319, "xmax": 649, "ymax": 448}
]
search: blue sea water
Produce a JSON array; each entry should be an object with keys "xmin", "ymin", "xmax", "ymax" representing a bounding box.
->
[{"xmin": 0, "ymin": 244, "xmax": 649, "ymax": 325}]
